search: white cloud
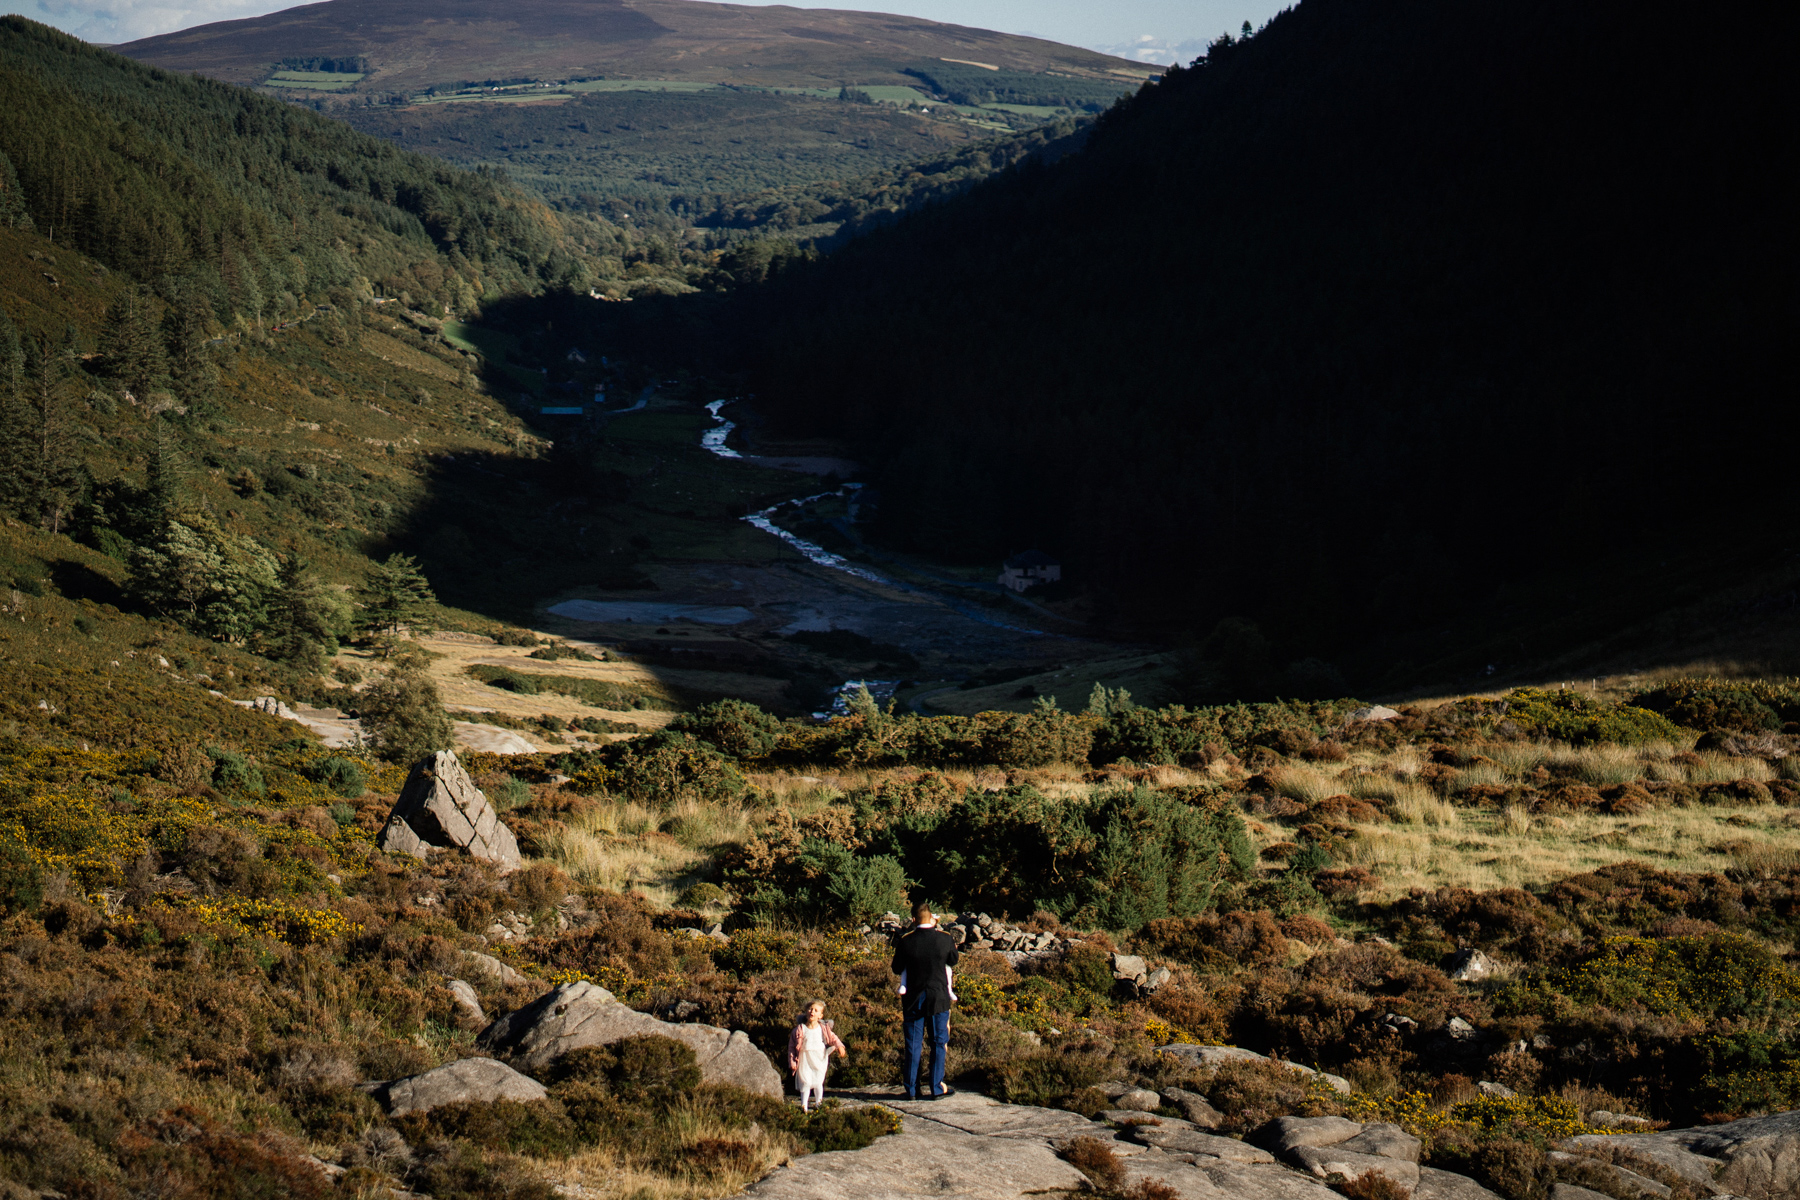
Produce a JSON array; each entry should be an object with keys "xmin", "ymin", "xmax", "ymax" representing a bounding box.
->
[{"xmin": 12, "ymin": 0, "xmax": 301, "ymax": 45}]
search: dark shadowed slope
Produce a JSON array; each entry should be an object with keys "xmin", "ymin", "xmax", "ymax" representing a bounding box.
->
[{"xmin": 731, "ymin": 0, "xmax": 1797, "ymax": 686}]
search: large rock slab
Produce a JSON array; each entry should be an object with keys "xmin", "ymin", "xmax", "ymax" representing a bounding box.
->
[
  {"xmin": 1159, "ymin": 1044, "xmax": 1352, "ymax": 1094},
  {"xmin": 373, "ymin": 1056, "xmax": 546, "ymax": 1117},
  {"xmin": 743, "ymin": 1111, "xmax": 1086, "ymax": 1200},
  {"xmin": 477, "ymin": 980, "xmax": 781, "ymax": 1098},
  {"xmin": 1416, "ymin": 1166, "xmax": 1506, "ymax": 1200},
  {"xmin": 1288, "ymin": 1144, "xmax": 1421, "ymax": 1191},
  {"xmin": 1262, "ymin": 1116, "xmax": 1364, "ymax": 1152},
  {"xmin": 380, "ymin": 750, "xmax": 521, "ymax": 869},
  {"xmin": 1565, "ymin": 1110, "xmax": 1800, "ymax": 1199},
  {"xmin": 1130, "ymin": 1125, "xmax": 1276, "ymax": 1163},
  {"xmin": 1122, "ymin": 1150, "xmax": 1346, "ymax": 1200},
  {"xmin": 1338, "ymin": 1122, "xmax": 1422, "ymax": 1163},
  {"xmin": 882, "ymin": 1091, "xmax": 1102, "ymax": 1142}
]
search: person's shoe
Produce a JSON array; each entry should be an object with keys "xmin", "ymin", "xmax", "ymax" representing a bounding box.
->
[{"xmin": 932, "ymin": 1086, "xmax": 955, "ymax": 1100}]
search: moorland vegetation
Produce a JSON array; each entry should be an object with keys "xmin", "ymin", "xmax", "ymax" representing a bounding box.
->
[{"xmin": 5, "ymin": 662, "xmax": 1800, "ymax": 1198}]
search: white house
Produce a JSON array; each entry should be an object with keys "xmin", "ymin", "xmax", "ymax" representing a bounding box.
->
[{"xmin": 998, "ymin": 550, "xmax": 1061, "ymax": 593}]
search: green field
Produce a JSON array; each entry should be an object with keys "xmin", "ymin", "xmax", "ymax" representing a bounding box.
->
[
  {"xmin": 265, "ymin": 69, "xmax": 363, "ymax": 90},
  {"xmin": 858, "ymin": 85, "xmax": 934, "ymax": 105},
  {"xmin": 563, "ymin": 78, "xmax": 720, "ymax": 93}
]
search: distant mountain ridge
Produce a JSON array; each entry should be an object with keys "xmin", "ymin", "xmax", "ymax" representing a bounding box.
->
[{"xmin": 116, "ymin": 0, "xmax": 1149, "ymax": 93}]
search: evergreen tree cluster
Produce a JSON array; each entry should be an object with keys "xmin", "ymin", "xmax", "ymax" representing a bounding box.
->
[{"xmin": 0, "ymin": 17, "xmax": 619, "ymax": 318}]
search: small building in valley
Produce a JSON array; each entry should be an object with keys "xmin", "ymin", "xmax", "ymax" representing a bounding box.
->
[{"xmin": 998, "ymin": 550, "xmax": 1061, "ymax": 593}]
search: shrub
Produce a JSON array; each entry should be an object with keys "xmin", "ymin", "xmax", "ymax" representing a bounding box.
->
[
  {"xmin": 491, "ymin": 774, "xmax": 530, "ymax": 811},
  {"xmin": 555, "ymin": 1035, "xmax": 703, "ymax": 1102},
  {"xmin": 565, "ymin": 732, "xmax": 747, "ymax": 809},
  {"xmin": 792, "ymin": 1102, "xmax": 901, "ymax": 1152},
  {"xmin": 1633, "ymin": 680, "xmax": 1784, "ymax": 734},
  {"xmin": 1498, "ymin": 688, "xmax": 1682, "ymax": 746},
  {"xmin": 971, "ymin": 1049, "xmax": 1102, "ymax": 1107},
  {"xmin": 1062, "ymin": 1135, "xmax": 1127, "ymax": 1190},
  {"xmin": 672, "ymin": 699, "xmax": 785, "ymax": 760},
  {"xmin": 310, "ymin": 754, "xmax": 366, "ymax": 797},
  {"xmin": 395, "ymin": 1097, "xmax": 579, "ymax": 1156},
  {"xmin": 0, "ymin": 838, "xmax": 44, "ymax": 914},
  {"xmin": 714, "ymin": 927, "xmax": 798, "ymax": 975},
  {"xmin": 206, "ymin": 746, "xmax": 265, "ymax": 797},
  {"xmin": 355, "ymin": 666, "xmax": 454, "ymax": 764}
]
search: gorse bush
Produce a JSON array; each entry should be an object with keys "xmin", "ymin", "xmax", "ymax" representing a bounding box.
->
[
  {"xmin": 1493, "ymin": 689, "xmax": 1682, "ymax": 746},
  {"xmin": 1631, "ymin": 678, "xmax": 1797, "ymax": 733}
]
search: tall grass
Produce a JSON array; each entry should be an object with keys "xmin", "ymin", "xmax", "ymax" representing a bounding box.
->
[
  {"xmin": 1484, "ymin": 743, "xmax": 1547, "ymax": 775},
  {"xmin": 1453, "ymin": 761, "xmax": 1508, "ymax": 791},
  {"xmin": 1269, "ymin": 765, "xmax": 1345, "ymax": 805}
]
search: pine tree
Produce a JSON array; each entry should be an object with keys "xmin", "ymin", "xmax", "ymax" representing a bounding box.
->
[
  {"xmin": 14, "ymin": 338, "xmax": 80, "ymax": 532},
  {"xmin": 0, "ymin": 150, "xmax": 31, "ymax": 232},
  {"xmin": 99, "ymin": 286, "xmax": 165, "ymax": 397},
  {"xmin": 260, "ymin": 551, "xmax": 348, "ymax": 672},
  {"xmin": 161, "ymin": 278, "xmax": 217, "ymax": 405},
  {"xmin": 356, "ymin": 553, "xmax": 437, "ymax": 651}
]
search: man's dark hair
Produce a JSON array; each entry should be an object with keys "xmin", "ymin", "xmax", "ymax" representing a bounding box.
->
[{"xmin": 911, "ymin": 900, "xmax": 932, "ymax": 922}]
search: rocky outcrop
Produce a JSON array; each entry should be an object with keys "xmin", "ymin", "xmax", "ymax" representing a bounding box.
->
[
  {"xmin": 379, "ymin": 750, "xmax": 521, "ymax": 870},
  {"xmin": 743, "ymin": 1105, "xmax": 1086, "ymax": 1200},
  {"xmin": 1158, "ymin": 1043, "xmax": 1354, "ymax": 1095},
  {"xmin": 738, "ymin": 1087, "xmax": 1518, "ymax": 1200},
  {"xmin": 1562, "ymin": 1110, "xmax": 1800, "ymax": 1199},
  {"xmin": 476, "ymin": 980, "xmax": 781, "ymax": 1098},
  {"xmin": 368, "ymin": 1056, "xmax": 546, "ymax": 1117},
  {"xmin": 1257, "ymin": 1116, "xmax": 1424, "ymax": 1192}
]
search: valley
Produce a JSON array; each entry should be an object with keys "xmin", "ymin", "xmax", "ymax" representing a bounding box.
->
[{"xmin": 0, "ymin": 3, "xmax": 1797, "ymax": 1200}]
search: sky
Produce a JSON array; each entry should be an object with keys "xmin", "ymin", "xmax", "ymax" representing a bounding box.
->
[{"xmin": 7, "ymin": 0, "xmax": 1290, "ymax": 57}]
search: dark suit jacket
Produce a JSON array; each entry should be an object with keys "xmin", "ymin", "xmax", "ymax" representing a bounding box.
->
[{"xmin": 891, "ymin": 925, "xmax": 960, "ymax": 1017}]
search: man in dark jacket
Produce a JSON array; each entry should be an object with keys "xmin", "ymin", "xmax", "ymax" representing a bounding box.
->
[{"xmin": 891, "ymin": 900, "xmax": 958, "ymax": 1100}]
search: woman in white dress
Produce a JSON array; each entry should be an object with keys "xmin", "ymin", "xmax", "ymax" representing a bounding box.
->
[{"xmin": 786, "ymin": 999, "xmax": 849, "ymax": 1112}]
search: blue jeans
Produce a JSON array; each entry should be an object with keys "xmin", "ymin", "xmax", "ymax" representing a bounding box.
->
[{"xmin": 902, "ymin": 1009, "xmax": 950, "ymax": 1097}]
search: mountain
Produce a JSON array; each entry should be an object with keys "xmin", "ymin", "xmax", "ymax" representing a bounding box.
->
[
  {"xmin": 115, "ymin": 0, "xmax": 1148, "ymax": 93},
  {"xmin": 713, "ymin": 0, "xmax": 1797, "ymax": 690}
]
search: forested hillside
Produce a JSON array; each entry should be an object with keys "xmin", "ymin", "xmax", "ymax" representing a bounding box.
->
[
  {"xmin": 731, "ymin": 0, "xmax": 1797, "ymax": 687},
  {"xmin": 0, "ymin": 16, "xmax": 626, "ymax": 309}
]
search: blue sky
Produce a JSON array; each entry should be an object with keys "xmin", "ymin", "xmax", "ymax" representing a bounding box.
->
[{"xmin": 9, "ymin": 0, "xmax": 1289, "ymax": 58}]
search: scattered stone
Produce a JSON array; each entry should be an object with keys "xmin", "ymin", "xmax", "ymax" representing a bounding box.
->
[
  {"xmin": 1445, "ymin": 1016, "xmax": 1477, "ymax": 1038},
  {"xmin": 1446, "ymin": 949, "xmax": 1496, "ymax": 982},
  {"xmin": 1161, "ymin": 1086, "xmax": 1225, "ymax": 1128},
  {"xmin": 1115, "ymin": 1088, "xmax": 1162, "ymax": 1112},
  {"xmin": 1478, "ymin": 1081, "xmax": 1515, "ymax": 1098},
  {"xmin": 1111, "ymin": 953, "xmax": 1148, "ymax": 982},
  {"xmin": 379, "ymin": 751, "xmax": 521, "ymax": 870},
  {"xmin": 370, "ymin": 1057, "xmax": 546, "ymax": 1117},
  {"xmin": 446, "ymin": 979, "xmax": 485, "ymax": 1024},
  {"xmin": 1350, "ymin": 705, "xmax": 1401, "ymax": 721},
  {"xmin": 1143, "ymin": 967, "xmax": 1172, "ymax": 993},
  {"xmin": 1100, "ymin": 1080, "xmax": 1134, "ymax": 1099},
  {"xmin": 477, "ymin": 980, "xmax": 781, "ymax": 1097},
  {"xmin": 1382, "ymin": 1012, "xmax": 1420, "ymax": 1034},
  {"xmin": 462, "ymin": 951, "xmax": 529, "ymax": 989}
]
